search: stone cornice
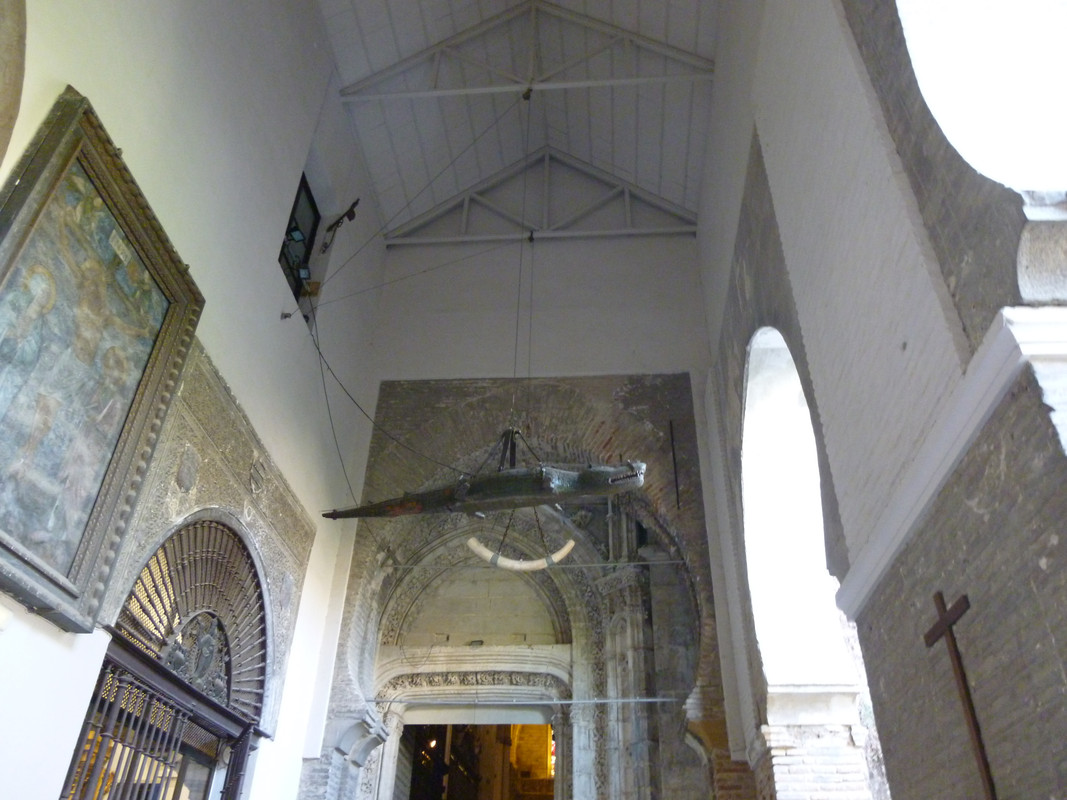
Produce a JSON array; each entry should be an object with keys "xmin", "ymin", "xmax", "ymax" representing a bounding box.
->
[
  {"xmin": 376, "ymin": 668, "xmax": 572, "ymax": 705},
  {"xmin": 375, "ymin": 643, "xmax": 572, "ymax": 691}
]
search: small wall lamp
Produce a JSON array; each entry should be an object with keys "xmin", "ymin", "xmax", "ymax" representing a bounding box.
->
[{"xmin": 320, "ymin": 198, "xmax": 360, "ymax": 253}]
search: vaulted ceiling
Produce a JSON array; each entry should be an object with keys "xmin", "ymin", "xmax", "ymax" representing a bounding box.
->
[{"xmin": 317, "ymin": 0, "xmax": 717, "ymax": 237}]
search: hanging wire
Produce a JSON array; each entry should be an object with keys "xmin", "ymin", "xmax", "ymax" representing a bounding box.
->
[
  {"xmin": 533, "ymin": 506, "xmax": 549, "ymax": 552},
  {"xmin": 302, "ymin": 93, "xmax": 529, "ymax": 485},
  {"xmin": 525, "ymin": 231, "xmax": 536, "ymax": 432},
  {"xmin": 312, "ymin": 240, "xmax": 516, "ymax": 312},
  {"xmin": 309, "ymin": 323, "xmax": 466, "ymax": 477},
  {"xmin": 308, "ymin": 94, "xmax": 525, "ymax": 306},
  {"xmin": 498, "ymin": 510, "xmax": 516, "ymax": 551},
  {"xmin": 508, "ymin": 87, "xmax": 536, "ymax": 426}
]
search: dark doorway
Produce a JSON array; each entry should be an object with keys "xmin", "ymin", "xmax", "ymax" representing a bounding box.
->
[{"xmin": 402, "ymin": 724, "xmax": 554, "ymax": 800}]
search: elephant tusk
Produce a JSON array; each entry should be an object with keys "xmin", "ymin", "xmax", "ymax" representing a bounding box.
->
[{"xmin": 466, "ymin": 537, "xmax": 575, "ymax": 571}]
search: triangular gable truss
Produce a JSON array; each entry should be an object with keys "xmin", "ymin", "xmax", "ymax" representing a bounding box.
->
[
  {"xmin": 340, "ymin": 0, "xmax": 714, "ymax": 102},
  {"xmin": 385, "ymin": 147, "xmax": 697, "ymax": 245}
]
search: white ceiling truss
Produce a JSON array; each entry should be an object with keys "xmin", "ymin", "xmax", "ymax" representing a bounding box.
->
[
  {"xmin": 385, "ymin": 146, "xmax": 697, "ymax": 245},
  {"xmin": 339, "ymin": 2, "xmax": 715, "ymax": 102},
  {"xmin": 332, "ymin": 0, "xmax": 715, "ymax": 231}
]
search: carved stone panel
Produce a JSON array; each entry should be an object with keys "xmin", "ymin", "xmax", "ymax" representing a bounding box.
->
[{"xmin": 99, "ymin": 340, "xmax": 316, "ymax": 734}]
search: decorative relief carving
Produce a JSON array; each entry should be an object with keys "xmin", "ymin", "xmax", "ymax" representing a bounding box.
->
[
  {"xmin": 249, "ymin": 456, "xmax": 267, "ymax": 495},
  {"xmin": 357, "ymin": 746, "xmax": 381, "ymax": 799},
  {"xmin": 160, "ymin": 611, "xmax": 230, "ymax": 705},
  {"xmin": 595, "ymin": 564, "xmax": 645, "ymax": 596},
  {"xmin": 314, "ymin": 376, "xmax": 719, "ymax": 800},
  {"xmin": 102, "ymin": 342, "xmax": 316, "ymax": 735},
  {"xmin": 378, "ymin": 670, "xmax": 572, "ymax": 701},
  {"xmin": 377, "ymin": 531, "xmax": 575, "ymax": 647},
  {"xmin": 175, "ymin": 444, "xmax": 199, "ymax": 492}
]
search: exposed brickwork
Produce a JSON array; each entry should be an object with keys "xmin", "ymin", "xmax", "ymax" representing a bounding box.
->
[
  {"xmin": 858, "ymin": 368, "xmax": 1067, "ymax": 798},
  {"xmin": 839, "ymin": 0, "xmax": 1025, "ymax": 352},
  {"xmin": 712, "ymin": 748, "xmax": 759, "ymax": 800},
  {"xmin": 338, "ymin": 374, "xmax": 725, "ymax": 799},
  {"xmin": 759, "ymin": 725, "xmax": 872, "ymax": 800}
]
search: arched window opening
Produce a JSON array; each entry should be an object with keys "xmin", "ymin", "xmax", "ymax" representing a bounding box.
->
[
  {"xmin": 61, "ymin": 520, "xmax": 268, "ymax": 800},
  {"xmin": 742, "ymin": 329, "xmax": 852, "ymax": 691},
  {"xmin": 742, "ymin": 327, "xmax": 889, "ymax": 798}
]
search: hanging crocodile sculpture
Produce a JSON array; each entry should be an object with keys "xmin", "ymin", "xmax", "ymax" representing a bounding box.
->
[{"xmin": 322, "ymin": 461, "xmax": 646, "ymax": 519}]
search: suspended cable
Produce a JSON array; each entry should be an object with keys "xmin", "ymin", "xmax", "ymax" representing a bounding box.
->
[
  {"xmin": 310, "ymin": 326, "xmax": 466, "ymax": 476},
  {"xmin": 312, "ymin": 240, "xmax": 516, "ymax": 312},
  {"xmin": 379, "ymin": 560, "xmax": 685, "ymax": 570},
  {"xmin": 301, "ymin": 93, "xmax": 528, "ymax": 482},
  {"xmin": 308, "ymin": 93, "xmax": 525, "ymax": 306},
  {"xmin": 509, "ymin": 88, "xmax": 535, "ymax": 424}
]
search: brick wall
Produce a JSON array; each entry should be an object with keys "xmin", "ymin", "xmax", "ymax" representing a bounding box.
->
[
  {"xmin": 857, "ymin": 369, "xmax": 1067, "ymax": 798},
  {"xmin": 839, "ymin": 0, "xmax": 1025, "ymax": 352}
]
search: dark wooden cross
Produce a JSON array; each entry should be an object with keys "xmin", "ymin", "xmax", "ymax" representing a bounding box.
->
[{"xmin": 924, "ymin": 591, "xmax": 997, "ymax": 800}]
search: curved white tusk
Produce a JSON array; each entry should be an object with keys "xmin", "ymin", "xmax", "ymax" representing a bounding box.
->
[{"xmin": 466, "ymin": 537, "xmax": 575, "ymax": 571}]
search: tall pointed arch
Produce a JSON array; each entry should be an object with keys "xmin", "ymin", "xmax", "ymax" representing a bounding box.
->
[{"xmin": 741, "ymin": 327, "xmax": 888, "ymax": 798}]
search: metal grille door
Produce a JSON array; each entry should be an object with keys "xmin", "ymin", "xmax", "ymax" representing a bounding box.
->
[{"xmin": 62, "ymin": 662, "xmax": 192, "ymax": 800}]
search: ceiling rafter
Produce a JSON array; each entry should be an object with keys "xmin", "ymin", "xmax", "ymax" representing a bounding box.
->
[
  {"xmin": 385, "ymin": 146, "xmax": 697, "ymax": 246},
  {"xmin": 340, "ymin": 0, "xmax": 714, "ymax": 103}
]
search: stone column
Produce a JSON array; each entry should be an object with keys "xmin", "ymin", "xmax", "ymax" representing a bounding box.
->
[
  {"xmin": 569, "ymin": 704, "xmax": 598, "ymax": 799},
  {"xmin": 322, "ymin": 708, "xmax": 389, "ymax": 800},
  {"xmin": 371, "ymin": 712, "xmax": 404, "ymax": 800},
  {"xmin": 552, "ymin": 707, "xmax": 572, "ymax": 800},
  {"xmin": 354, "ymin": 745, "xmax": 382, "ymax": 800},
  {"xmin": 598, "ymin": 564, "xmax": 659, "ymax": 800},
  {"xmin": 1018, "ymin": 193, "xmax": 1067, "ymax": 299}
]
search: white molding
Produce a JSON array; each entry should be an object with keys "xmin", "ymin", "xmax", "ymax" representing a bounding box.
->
[{"xmin": 837, "ymin": 307, "xmax": 1067, "ymax": 617}]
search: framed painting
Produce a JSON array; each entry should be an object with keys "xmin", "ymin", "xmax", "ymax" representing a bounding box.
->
[{"xmin": 0, "ymin": 87, "xmax": 203, "ymax": 631}]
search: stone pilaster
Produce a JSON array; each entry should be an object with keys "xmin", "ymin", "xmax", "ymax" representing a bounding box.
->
[
  {"xmin": 552, "ymin": 707, "xmax": 572, "ymax": 800},
  {"xmin": 599, "ymin": 563, "xmax": 659, "ymax": 800}
]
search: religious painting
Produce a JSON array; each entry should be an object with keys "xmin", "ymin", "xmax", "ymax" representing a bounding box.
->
[{"xmin": 0, "ymin": 87, "xmax": 203, "ymax": 631}]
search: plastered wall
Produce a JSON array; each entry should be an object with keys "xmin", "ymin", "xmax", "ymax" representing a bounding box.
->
[
  {"xmin": 374, "ymin": 236, "xmax": 709, "ymax": 381},
  {"xmin": 0, "ymin": 4, "xmax": 384, "ymax": 798}
]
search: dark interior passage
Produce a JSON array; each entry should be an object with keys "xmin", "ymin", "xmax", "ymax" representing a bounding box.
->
[{"xmin": 401, "ymin": 724, "xmax": 554, "ymax": 800}]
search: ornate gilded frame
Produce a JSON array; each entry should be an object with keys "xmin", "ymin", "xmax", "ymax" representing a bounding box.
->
[{"xmin": 0, "ymin": 87, "xmax": 203, "ymax": 631}]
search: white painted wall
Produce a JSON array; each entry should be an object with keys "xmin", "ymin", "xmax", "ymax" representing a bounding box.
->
[
  {"xmin": 695, "ymin": 0, "xmax": 762, "ymax": 357},
  {"xmin": 0, "ymin": 597, "xmax": 110, "ymax": 799},
  {"xmin": 0, "ymin": 4, "xmax": 384, "ymax": 798},
  {"xmin": 375, "ymin": 236, "xmax": 709, "ymax": 380},
  {"xmin": 750, "ymin": 0, "xmax": 966, "ymax": 566},
  {"xmin": 693, "ymin": 0, "xmax": 974, "ymax": 761}
]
